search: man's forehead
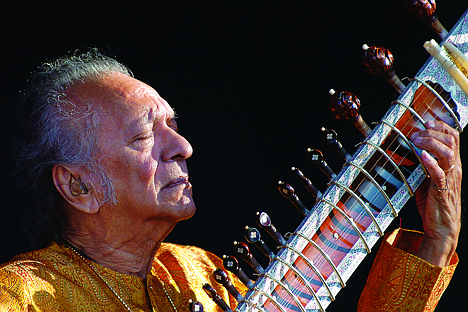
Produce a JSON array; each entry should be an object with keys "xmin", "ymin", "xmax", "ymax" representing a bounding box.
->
[
  {"xmin": 84, "ymin": 72, "xmax": 174, "ymax": 119},
  {"xmin": 113, "ymin": 79, "xmax": 178, "ymax": 137},
  {"xmin": 102, "ymin": 73, "xmax": 162, "ymax": 104}
]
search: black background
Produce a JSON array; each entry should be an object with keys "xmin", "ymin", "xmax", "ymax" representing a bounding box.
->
[{"xmin": 1, "ymin": 1, "xmax": 466, "ymax": 310}]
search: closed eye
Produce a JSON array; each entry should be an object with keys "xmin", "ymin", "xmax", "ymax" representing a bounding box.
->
[{"xmin": 129, "ymin": 131, "xmax": 154, "ymax": 144}]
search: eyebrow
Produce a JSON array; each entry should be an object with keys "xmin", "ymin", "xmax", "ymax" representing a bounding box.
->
[{"xmin": 145, "ymin": 106, "xmax": 176, "ymax": 124}]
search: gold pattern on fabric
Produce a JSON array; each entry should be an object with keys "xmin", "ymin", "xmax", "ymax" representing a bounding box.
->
[
  {"xmin": 0, "ymin": 229, "xmax": 458, "ymax": 311},
  {"xmin": 358, "ymin": 229, "xmax": 458, "ymax": 312},
  {"xmin": 0, "ymin": 241, "xmax": 247, "ymax": 311}
]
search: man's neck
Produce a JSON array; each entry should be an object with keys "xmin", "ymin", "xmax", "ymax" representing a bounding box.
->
[{"xmin": 62, "ymin": 216, "xmax": 176, "ymax": 278}]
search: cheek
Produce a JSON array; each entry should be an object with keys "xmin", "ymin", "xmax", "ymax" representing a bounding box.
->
[
  {"xmin": 143, "ymin": 159, "xmax": 158, "ymax": 185},
  {"xmin": 99, "ymin": 150, "xmax": 158, "ymax": 190},
  {"xmin": 135, "ymin": 154, "xmax": 158, "ymax": 188}
]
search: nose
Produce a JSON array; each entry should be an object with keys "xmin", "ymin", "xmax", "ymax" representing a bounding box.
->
[{"xmin": 162, "ymin": 127, "xmax": 193, "ymax": 162}]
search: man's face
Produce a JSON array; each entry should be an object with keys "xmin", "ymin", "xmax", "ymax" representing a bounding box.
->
[{"xmin": 72, "ymin": 72, "xmax": 195, "ymax": 223}]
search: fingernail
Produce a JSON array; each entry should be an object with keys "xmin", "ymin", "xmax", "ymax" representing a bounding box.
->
[
  {"xmin": 413, "ymin": 136, "xmax": 422, "ymax": 144},
  {"xmin": 426, "ymin": 120, "xmax": 435, "ymax": 128},
  {"xmin": 411, "ymin": 132, "xmax": 422, "ymax": 144}
]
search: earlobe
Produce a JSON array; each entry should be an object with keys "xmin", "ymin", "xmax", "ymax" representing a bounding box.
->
[{"xmin": 52, "ymin": 165, "xmax": 99, "ymax": 214}]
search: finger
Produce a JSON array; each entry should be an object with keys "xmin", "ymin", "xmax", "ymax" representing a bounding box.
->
[
  {"xmin": 425, "ymin": 120, "xmax": 460, "ymax": 150},
  {"xmin": 411, "ymin": 132, "xmax": 457, "ymax": 170},
  {"xmin": 411, "ymin": 129, "xmax": 457, "ymax": 151},
  {"xmin": 411, "ymin": 121, "xmax": 460, "ymax": 171},
  {"xmin": 420, "ymin": 150, "xmax": 446, "ymax": 189},
  {"xmin": 411, "ymin": 120, "xmax": 459, "ymax": 150}
]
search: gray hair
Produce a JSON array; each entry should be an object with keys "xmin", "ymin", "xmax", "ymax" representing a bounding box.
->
[{"xmin": 14, "ymin": 49, "xmax": 133, "ymax": 248}]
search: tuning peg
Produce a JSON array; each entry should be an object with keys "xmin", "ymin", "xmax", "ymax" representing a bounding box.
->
[
  {"xmin": 233, "ymin": 241, "xmax": 265, "ymax": 275},
  {"xmin": 291, "ymin": 167, "xmax": 322, "ymax": 199},
  {"xmin": 306, "ymin": 149, "xmax": 336, "ymax": 180},
  {"xmin": 405, "ymin": 0, "xmax": 448, "ymax": 39},
  {"xmin": 329, "ymin": 89, "xmax": 372, "ymax": 137},
  {"xmin": 202, "ymin": 283, "xmax": 233, "ymax": 312},
  {"xmin": 256, "ymin": 211, "xmax": 287, "ymax": 246},
  {"xmin": 245, "ymin": 226, "xmax": 275, "ymax": 260},
  {"xmin": 213, "ymin": 269, "xmax": 244, "ymax": 302},
  {"xmin": 222, "ymin": 255, "xmax": 254, "ymax": 289},
  {"xmin": 321, "ymin": 128, "xmax": 350, "ymax": 161},
  {"xmin": 362, "ymin": 44, "xmax": 406, "ymax": 94},
  {"xmin": 277, "ymin": 181, "xmax": 309, "ymax": 216},
  {"xmin": 188, "ymin": 299, "xmax": 204, "ymax": 312}
]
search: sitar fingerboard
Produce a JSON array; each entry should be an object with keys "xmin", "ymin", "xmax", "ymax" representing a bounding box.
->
[{"xmin": 236, "ymin": 8, "xmax": 468, "ymax": 312}]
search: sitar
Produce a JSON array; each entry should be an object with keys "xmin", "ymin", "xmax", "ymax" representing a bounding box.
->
[{"xmin": 195, "ymin": 3, "xmax": 468, "ymax": 312}]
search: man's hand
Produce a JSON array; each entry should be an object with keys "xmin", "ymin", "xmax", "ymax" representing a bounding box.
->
[{"xmin": 411, "ymin": 120, "xmax": 462, "ymax": 267}]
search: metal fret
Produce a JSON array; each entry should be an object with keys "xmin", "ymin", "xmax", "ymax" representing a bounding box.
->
[
  {"xmin": 292, "ymin": 232, "xmax": 345, "ymax": 288},
  {"xmin": 318, "ymin": 198, "xmax": 371, "ymax": 254},
  {"xmin": 357, "ymin": 140, "xmax": 415, "ymax": 196},
  {"xmin": 392, "ymin": 100, "xmax": 428, "ymax": 127},
  {"xmin": 261, "ymin": 273, "xmax": 307, "ymax": 312},
  {"xmin": 246, "ymin": 290, "xmax": 283, "ymax": 312},
  {"xmin": 344, "ymin": 161, "xmax": 397, "ymax": 216},
  {"xmin": 235, "ymin": 10, "xmax": 468, "ymax": 312},
  {"xmin": 331, "ymin": 181, "xmax": 384, "ymax": 236},
  {"xmin": 412, "ymin": 77, "xmax": 462, "ymax": 132},
  {"xmin": 274, "ymin": 256, "xmax": 325, "ymax": 312},
  {"xmin": 279, "ymin": 245, "xmax": 335, "ymax": 301},
  {"xmin": 376, "ymin": 120, "xmax": 428, "ymax": 177}
]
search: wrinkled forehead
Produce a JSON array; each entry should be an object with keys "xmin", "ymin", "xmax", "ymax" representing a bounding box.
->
[
  {"xmin": 68, "ymin": 72, "xmax": 174, "ymax": 124},
  {"xmin": 98, "ymin": 73, "xmax": 173, "ymax": 118}
]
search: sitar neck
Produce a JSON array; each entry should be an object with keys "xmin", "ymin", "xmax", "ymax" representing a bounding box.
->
[{"xmin": 235, "ymin": 9, "xmax": 468, "ymax": 312}]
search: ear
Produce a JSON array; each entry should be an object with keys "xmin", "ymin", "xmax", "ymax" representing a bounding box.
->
[{"xmin": 52, "ymin": 165, "xmax": 100, "ymax": 214}]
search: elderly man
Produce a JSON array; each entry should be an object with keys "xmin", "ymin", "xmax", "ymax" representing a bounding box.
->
[{"xmin": 0, "ymin": 51, "xmax": 461, "ymax": 311}]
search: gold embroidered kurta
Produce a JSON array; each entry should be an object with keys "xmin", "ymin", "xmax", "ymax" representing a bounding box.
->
[
  {"xmin": 358, "ymin": 229, "xmax": 458, "ymax": 312},
  {"xmin": 0, "ymin": 242, "xmax": 246, "ymax": 311},
  {"xmin": 0, "ymin": 229, "xmax": 458, "ymax": 311}
]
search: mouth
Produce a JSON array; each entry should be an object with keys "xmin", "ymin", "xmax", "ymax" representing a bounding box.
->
[{"xmin": 163, "ymin": 176, "xmax": 190, "ymax": 189}]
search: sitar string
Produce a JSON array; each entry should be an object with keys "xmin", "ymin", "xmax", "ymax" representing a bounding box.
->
[
  {"xmin": 278, "ymin": 80, "xmax": 457, "ymax": 309},
  {"xmin": 264, "ymin": 35, "xmax": 465, "ymax": 310}
]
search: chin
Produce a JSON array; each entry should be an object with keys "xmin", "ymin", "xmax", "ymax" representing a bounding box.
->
[
  {"xmin": 176, "ymin": 195, "xmax": 196, "ymax": 221},
  {"xmin": 183, "ymin": 199, "xmax": 197, "ymax": 220}
]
